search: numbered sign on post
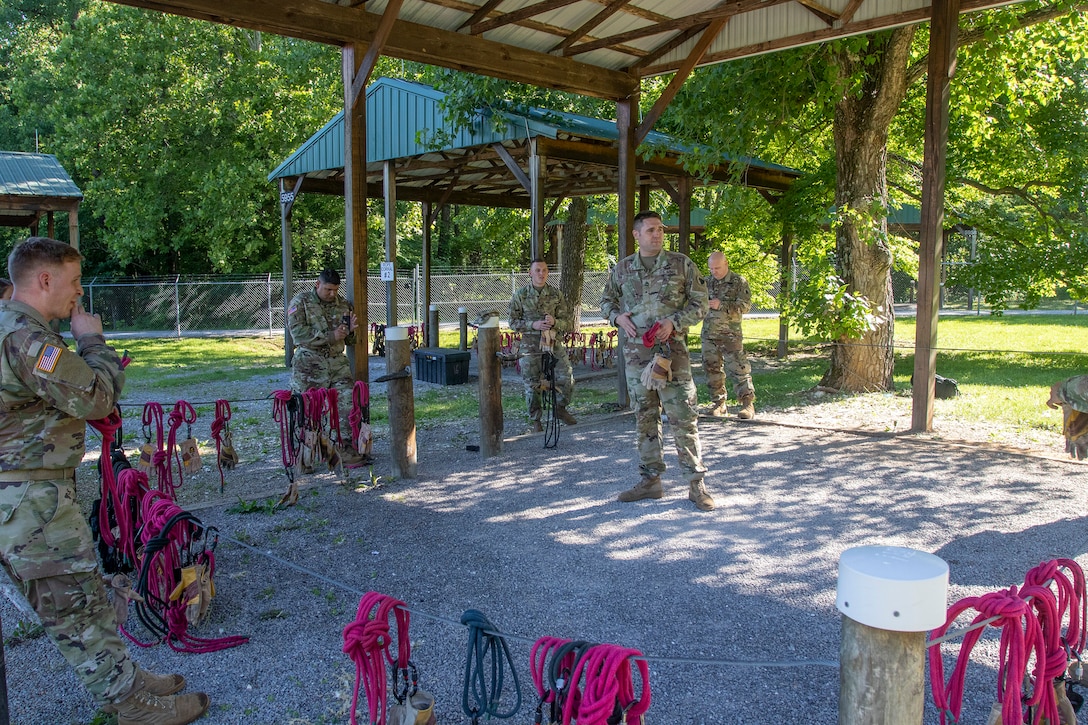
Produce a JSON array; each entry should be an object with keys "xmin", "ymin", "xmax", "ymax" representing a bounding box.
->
[{"xmin": 380, "ymin": 262, "xmax": 394, "ymax": 282}]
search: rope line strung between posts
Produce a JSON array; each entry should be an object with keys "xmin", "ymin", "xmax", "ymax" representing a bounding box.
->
[{"xmin": 218, "ymin": 532, "xmax": 838, "ymax": 670}]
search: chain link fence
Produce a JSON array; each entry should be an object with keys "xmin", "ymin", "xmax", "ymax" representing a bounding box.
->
[{"xmin": 82, "ymin": 269, "xmax": 623, "ymax": 336}]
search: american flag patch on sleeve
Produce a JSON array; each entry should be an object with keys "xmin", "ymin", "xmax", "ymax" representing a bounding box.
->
[{"xmin": 36, "ymin": 344, "xmax": 62, "ymax": 373}]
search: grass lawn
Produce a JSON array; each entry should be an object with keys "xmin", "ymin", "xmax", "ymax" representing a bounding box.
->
[{"xmin": 113, "ymin": 313, "xmax": 1087, "ymax": 436}]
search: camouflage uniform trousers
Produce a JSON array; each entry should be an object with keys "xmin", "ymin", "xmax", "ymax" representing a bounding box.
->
[
  {"xmin": 624, "ymin": 345, "xmax": 707, "ymax": 483},
  {"xmin": 291, "ymin": 348, "xmax": 355, "ymax": 430},
  {"xmin": 0, "ymin": 478, "xmax": 136, "ymax": 705},
  {"xmin": 521, "ymin": 343, "xmax": 574, "ymax": 421},
  {"xmin": 702, "ymin": 330, "xmax": 754, "ymax": 403}
]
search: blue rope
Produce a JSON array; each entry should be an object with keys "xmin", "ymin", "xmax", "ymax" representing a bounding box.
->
[{"xmin": 461, "ymin": 609, "xmax": 522, "ymax": 722}]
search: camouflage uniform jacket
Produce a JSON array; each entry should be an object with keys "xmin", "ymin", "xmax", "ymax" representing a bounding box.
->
[
  {"xmin": 509, "ymin": 283, "xmax": 571, "ymax": 349},
  {"xmin": 600, "ymin": 251, "xmax": 709, "ymax": 357},
  {"xmin": 0, "ymin": 300, "xmax": 124, "ymax": 472},
  {"xmin": 288, "ymin": 290, "xmax": 355, "ymax": 356},
  {"xmin": 703, "ymin": 271, "xmax": 751, "ymax": 337}
]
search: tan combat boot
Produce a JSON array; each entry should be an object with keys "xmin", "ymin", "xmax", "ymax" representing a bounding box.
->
[
  {"xmin": 617, "ymin": 476, "xmax": 663, "ymax": 502},
  {"xmin": 113, "ymin": 688, "xmax": 210, "ymax": 725},
  {"xmin": 555, "ymin": 406, "xmax": 578, "ymax": 425},
  {"xmin": 688, "ymin": 479, "xmax": 716, "ymax": 511},
  {"xmin": 102, "ymin": 668, "xmax": 186, "ymax": 714},
  {"xmin": 704, "ymin": 400, "xmax": 728, "ymax": 417},
  {"xmin": 737, "ymin": 394, "xmax": 756, "ymax": 420}
]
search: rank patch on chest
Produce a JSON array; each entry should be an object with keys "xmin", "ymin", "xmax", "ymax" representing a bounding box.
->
[{"xmin": 36, "ymin": 344, "xmax": 62, "ymax": 373}]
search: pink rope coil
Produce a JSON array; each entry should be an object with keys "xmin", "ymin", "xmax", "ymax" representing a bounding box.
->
[
  {"xmin": 342, "ymin": 591, "xmax": 412, "ymax": 725},
  {"xmin": 562, "ymin": 644, "xmax": 650, "ymax": 725}
]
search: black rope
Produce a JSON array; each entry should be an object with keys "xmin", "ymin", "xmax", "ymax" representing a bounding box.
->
[
  {"xmin": 541, "ymin": 352, "xmax": 559, "ymax": 449},
  {"xmin": 460, "ymin": 609, "xmax": 522, "ymax": 723}
]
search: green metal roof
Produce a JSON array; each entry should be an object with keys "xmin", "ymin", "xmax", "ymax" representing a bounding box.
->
[
  {"xmin": 0, "ymin": 151, "xmax": 82, "ymax": 199},
  {"xmin": 268, "ymin": 77, "xmax": 798, "ymax": 182}
]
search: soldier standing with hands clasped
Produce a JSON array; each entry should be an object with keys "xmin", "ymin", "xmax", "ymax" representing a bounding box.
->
[
  {"xmin": 509, "ymin": 259, "xmax": 577, "ymax": 432},
  {"xmin": 701, "ymin": 251, "xmax": 756, "ymax": 420},
  {"xmin": 0, "ymin": 237, "xmax": 209, "ymax": 724},
  {"xmin": 600, "ymin": 211, "xmax": 716, "ymax": 511}
]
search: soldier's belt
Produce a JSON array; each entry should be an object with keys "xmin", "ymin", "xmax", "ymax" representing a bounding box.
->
[
  {"xmin": 0, "ymin": 468, "xmax": 76, "ymax": 482},
  {"xmin": 300, "ymin": 345, "xmax": 332, "ymax": 357}
]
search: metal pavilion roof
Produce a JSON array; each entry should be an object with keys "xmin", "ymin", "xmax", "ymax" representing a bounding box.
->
[
  {"xmin": 268, "ymin": 77, "xmax": 799, "ymax": 206},
  {"xmin": 0, "ymin": 151, "xmax": 83, "ymax": 228},
  {"xmin": 107, "ymin": 0, "xmax": 1017, "ymax": 101}
]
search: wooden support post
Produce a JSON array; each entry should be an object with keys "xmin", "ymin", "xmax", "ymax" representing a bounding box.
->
[
  {"xmin": 912, "ymin": 0, "xmax": 958, "ymax": 432},
  {"xmin": 385, "ymin": 326, "xmax": 417, "ymax": 479},
  {"xmin": 428, "ymin": 305, "xmax": 439, "ymax": 347},
  {"xmin": 530, "ymin": 140, "xmax": 545, "ymax": 261},
  {"xmin": 837, "ymin": 546, "xmax": 948, "ymax": 725},
  {"xmin": 678, "ymin": 176, "xmax": 691, "ymax": 256},
  {"xmin": 343, "ymin": 46, "xmax": 369, "ymax": 383},
  {"xmin": 777, "ymin": 232, "xmax": 794, "ymax": 359},
  {"xmin": 384, "ymin": 159, "xmax": 398, "ymax": 327},
  {"xmin": 422, "ymin": 200, "xmax": 432, "ymax": 332},
  {"xmin": 68, "ymin": 208, "xmax": 79, "ymax": 251},
  {"xmin": 280, "ymin": 177, "xmax": 297, "ymax": 368},
  {"xmin": 478, "ymin": 320, "xmax": 503, "ymax": 457},
  {"xmin": 459, "ymin": 307, "xmax": 469, "ymax": 351},
  {"xmin": 615, "ymin": 93, "xmax": 638, "ymax": 409}
]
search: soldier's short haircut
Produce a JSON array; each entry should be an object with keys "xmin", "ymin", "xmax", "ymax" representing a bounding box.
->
[
  {"xmin": 8, "ymin": 237, "xmax": 83, "ymax": 285},
  {"xmin": 318, "ymin": 268, "xmax": 341, "ymax": 286},
  {"xmin": 529, "ymin": 258, "xmax": 547, "ymax": 267},
  {"xmin": 633, "ymin": 210, "xmax": 662, "ymax": 230}
]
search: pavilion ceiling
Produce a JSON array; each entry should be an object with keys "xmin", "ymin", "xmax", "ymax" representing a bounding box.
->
[{"xmin": 109, "ymin": 0, "xmax": 1017, "ymax": 100}]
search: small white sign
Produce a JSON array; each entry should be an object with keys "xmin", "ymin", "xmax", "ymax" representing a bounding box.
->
[{"xmin": 380, "ymin": 262, "xmax": 395, "ymax": 282}]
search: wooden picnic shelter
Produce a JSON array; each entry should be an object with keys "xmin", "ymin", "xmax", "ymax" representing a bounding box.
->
[
  {"xmin": 0, "ymin": 151, "xmax": 82, "ymax": 249},
  {"xmin": 268, "ymin": 76, "xmax": 799, "ymax": 351},
  {"xmin": 106, "ymin": 0, "xmax": 1006, "ymax": 431}
]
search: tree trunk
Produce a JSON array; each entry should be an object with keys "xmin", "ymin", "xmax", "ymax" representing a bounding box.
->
[
  {"xmin": 822, "ymin": 28, "xmax": 914, "ymax": 392},
  {"xmin": 561, "ymin": 197, "xmax": 588, "ymax": 331}
]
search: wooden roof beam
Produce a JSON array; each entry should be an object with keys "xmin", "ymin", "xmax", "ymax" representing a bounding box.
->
[
  {"xmin": 549, "ymin": 0, "xmax": 632, "ymax": 53},
  {"xmin": 106, "ymin": 0, "xmax": 638, "ymax": 100},
  {"xmin": 457, "ymin": 0, "xmax": 506, "ymax": 31},
  {"xmin": 470, "ymin": 0, "xmax": 583, "ymax": 35},
  {"xmin": 566, "ymin": 0, "xmax": 789, "ymax": 57}
]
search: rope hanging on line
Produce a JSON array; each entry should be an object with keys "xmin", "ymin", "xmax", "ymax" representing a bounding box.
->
[
  {"xmin": 460, "ymin": 609, "xmax": 522, "ymax": 723},
  {"xmin": 349, "ymin": 381, "xmax": 373, "ymax": 461},
  {"xmin": 210, "ymin": 398, "xmax": 238, "ymax": 493},
  {"xmin": 342, "ymin": 591, "xmax": 412, "ymax": 725},
  {"xmin": 167, "ymin": 400, "xmax": 198, "ymax": 489},
  {"xmin": 929, "ymin": 558, "xmax": 1087, "ymax": 725},
  {"xmin": 541, "ymin": 352, "xmax": 560, "ymax": 450},
  {"xmin": 141, "ymin": 402, "xmax": 171, "ymax": 493},
  {"xmin": 563, "ymin": 643, "xmax": 651, "ymax": 725},
  {"xmin": 272, "ymin": 390, "xmax": 302, "ymax": 482}
]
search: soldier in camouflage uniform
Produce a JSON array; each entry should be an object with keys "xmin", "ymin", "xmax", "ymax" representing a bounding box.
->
[
  {"xmin": 600, "ymin": 211, "xmax": 716, "ymax": 511},
  {"xmin": 509, "ymin": 260, "xmax": 577, "ymax": 432},
  {"xmin": 1047, "ymin": 374, "xmax": 1088, "ymax": 460},
  {"xmin": 0, "ymin": 237, "xmax": 208, "ymax": 724},
  {"xmin": 701, "ymin": 251, "xmax": 756, "ymax": 420},
  {"xmin": 287, "ymin": 269, "xmax": 366, "ymax": 465}
]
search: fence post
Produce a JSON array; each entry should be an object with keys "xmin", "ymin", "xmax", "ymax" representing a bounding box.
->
[
  {"xmin": 174, "ymin": 275, "xmax": 181, "ymax": 338},
  {"xmin": 87, "ymin": 275, "xmax": 97, "ymax": 315},
  {"xmin": 459, "ymin": 307, "xmax": 468, "ymax": 351},
  {"xmin": 267, "ymin": 273, "xmax": 273, "ymax": 337},
  {"xmin": 385, "ymin": 326, "xmax": 417, "ymax": 479},
  {"xmin": 837, "ymin": 546, "xmax": 947, "ymax": 724}
]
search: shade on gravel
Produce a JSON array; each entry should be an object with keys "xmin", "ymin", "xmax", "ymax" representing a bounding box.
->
[{"xmin": 2, "ymin": 406, "xmax": 1087, "ymax": 724}]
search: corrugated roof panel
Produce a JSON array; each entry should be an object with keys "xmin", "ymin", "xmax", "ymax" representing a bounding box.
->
[{"xmin": 0, "ymin": 152, "xmax": 82, "ymax": 199}]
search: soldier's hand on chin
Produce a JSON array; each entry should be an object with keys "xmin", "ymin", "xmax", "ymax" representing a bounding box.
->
[{"xmin": 70, "ymin": 304, "xmax": 103, "ymax": 338}]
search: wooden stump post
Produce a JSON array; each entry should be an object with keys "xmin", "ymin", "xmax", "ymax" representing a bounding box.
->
[
  {"xmin": 837, "ymin": 546, "xmax": 947, "ymax": 724},
  {"xmin": 458, "ymin": 307, "xmax": 469, "ymax": 351},
  {"xmin": 478, "ymin": 318, "xmax": 503, "ymax": 457},
  {"xmin": 428, "ymin": 305, "xmax": 440, "ymax": 348},
  {"xmin": 385, "ymin": 326, "xmax": 417, "ymax": 478}
]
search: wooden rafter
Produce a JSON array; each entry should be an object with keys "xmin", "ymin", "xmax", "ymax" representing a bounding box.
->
[
  {"xmin": 794, "ymin": 0, "xmax": 840, "ymax": 25},
  {"xmin": 457, "ymin": 0, "xmax": 507, "ymax": 30},
  {"xmin": 470, "ymin": 0, "xmax": 584, "ymax": 35},
  {"xmin": 549, "ymin": 0, "xmax": 632, "ymax": 53}
]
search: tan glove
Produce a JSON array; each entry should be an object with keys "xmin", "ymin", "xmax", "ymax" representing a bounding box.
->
[
  {"xmin": 179, "ymin": 437, "xmax": 202, "ymax": 474},
  {"xmin": 110, "ymin": 574, "xmax": 144, "ymax": 627},
  {"xmin": 639, "ymin": 354, "xmax": 672, "ymax": 391},
  {"xmin": 218, "ymin": 429, "xmax": 240, "ymax": 470},
  {"xmin": 541, "ymin": 328, "xmax": 556, "ymax": 353}
]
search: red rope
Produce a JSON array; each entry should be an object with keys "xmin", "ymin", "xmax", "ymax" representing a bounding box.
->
[
  {"xmin": 342, "ymin": 592, "xmax": 411, "ymax": 725},
  {"xmin": 272, "ymin": 390, "xmax": 299, "ymax": 471},
  {"xmin": 88, "ymin": 410, "xmax": 123, "ymax": 549},
  {"xmin": 142, "ymin": 402, "xmax": 170, "ymax": 494},
  {"xmin": 349, "ymin": 381, "xmax": 370, "ymax": 444},
  {"xmin": 929, "ymin": 559, "xmax": 1087, "ymax": 725},
  {"xmin": 166, "ymin": 400, "xmax": 197, "ymax": 491},
  {"xmin": 530, "ymin": 636, "xmax": 572, "ymax": 706},
  {"xmin": 563, "ymin": 644, "xmax": 650, "ymax": 725},
  {"xmin": 211, "ymin": 399, "xmax": 231, "ymax": 492}
]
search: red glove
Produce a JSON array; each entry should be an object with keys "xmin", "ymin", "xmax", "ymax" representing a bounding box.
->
[{"xmin": 642, "ymin": 322, "xmax": 661, "ymax": 348}]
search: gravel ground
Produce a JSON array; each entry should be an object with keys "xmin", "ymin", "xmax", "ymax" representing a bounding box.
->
[{"xmin": 2, "ymin": 354, "xmax": 1087, "ymax": 724}]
